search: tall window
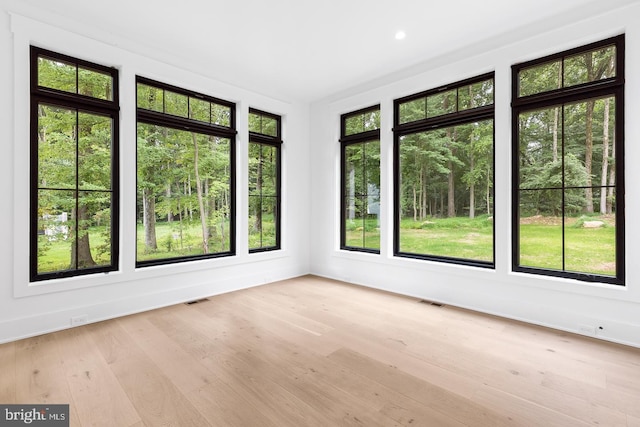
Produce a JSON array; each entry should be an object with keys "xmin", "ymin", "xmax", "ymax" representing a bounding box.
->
[
  {"xmin": 340, "ymin": 106, "xmax": 381, "ymax": 252},
  {"xmin": 30, "ymin": 47, "xmax": 119, "ymax": 282},
  {"xmin": 136, "ymin": 77, "xmax": 236, "ymax": 266},
  {"xmin": 248, "ymin": 109, "xmax": 281, "ymax": 252},
  {"xmin": 512, "ymin": 35, "xmax": 624, "ymax": 285},
  {"xmin": 394, "ymin": 74, "xmax": 495, "ymax": 267}
]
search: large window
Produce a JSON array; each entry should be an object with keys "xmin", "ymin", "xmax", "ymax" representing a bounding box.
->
[
  {"xmin": 340, "ymin": 106, "xmax": 381, "ymax": 252},
  {"xmin": 394, "ymin": 74, "xmax": 494, "ymax": 267},
  {"xmin": 248, "ymin": 109, "xmax": 281, "ymax": 252},
  {"xmin": 136, "ymin": 77, "xmax": 236, "ymax": 266},
  {"xmin": 30, "ymin": 47, "xmax": 119, "ymax": 282},
  {"xmin": 512, "ymin": 35, "xmax": 624, "ymax": 285}
]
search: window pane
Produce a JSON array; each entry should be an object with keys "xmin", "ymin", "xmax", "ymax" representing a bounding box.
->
[
  {"xmin": 563, "ymin": 188, "xmax": 616, "ymax": 277},
  {"xmin": 78, "ymin": 67, "xmax": 113, "ymax": 100},
  {"xmin": 518, "ymin": 201, "xmax": 563, "ymax": 270},
  {"xmin": 344, "ymin": 144, "xmax": 365, "ymax": 196},
  {"xmin": 518, "ymin": 107, "xmax": 562, "ymax": 190},
  {"xmin": 248, "ymin": 112, "xmax": 261, "ymax": 133},
  {"xmin": 343, "ymin": 139, "xmax": 380, "ymax": 250},
  {"xmin": 344, "ymin": 196, "xmax": 379, "ymax": 250},
  {"xmin": 37, "ymin": 189, "xmax": 75, "ymax": 274},
  {"xmin": 345, "ymin": 109, "xmax": 380, "ymax": 136},
  {"xmin": 260, "ymin": 116, "xmax": 278, "ymax": 137},
  {"xmin": 189, "ymin": 97, "xmax": 210, "ymax": 123},
  {"xmin": 564, "ymin": 45, "xmax": 616, "ymax": 88},
  {"xmin": 78, "ymin": 112, "xmax": 112, "ymax": 191},
  {"xmin": 249, "ymin": 195, "xmax": 277, "ymax": 249},
  {"xmin": 38, "ymin": 105, "xmax": 76, "ymax": 190},
  {"xmin": 212, "ymin": 104, "xmax": 231, "ymax": 127},
  {"xmin": 427, "ymin": 89, "xmax": 456, "ymax": 118},
  {"xmin": 459, "ymin": 79, "xmax": 494, "ymax": 111},
  {"xmin": 136, "ymin": 125, "xmax": 231, "ymax": 262},
  {"xmin": 518, "ymin": 60, "xmax": 561, "ymax": 97},
  {"xmin": 398, "ymin": 121, "xmax": 494, "ymax": 262},
  {"xmin": 77, "ymin": 191, "xmax": 112, "ymax": 269},
  {"xmin": 249, "ymin": 144, "xmax": 277, "ymax": 197},
  {"xmin": 137, "ymin": 83, "xmax": 164, "ymax": 112},
  {"xmin": 399, "ymin": 98, "xmax": 426, "ymax": 124},
  {"xmin": 165, "ymin": 91, "xmax": 188, "ymax": 118},
  {"xmin": 38, "ymin": 56, "xmax": 76, "ymax": 94},
  {"xmin": 564, "ymin": 97, "xmax": 615, "ymax": 192}
]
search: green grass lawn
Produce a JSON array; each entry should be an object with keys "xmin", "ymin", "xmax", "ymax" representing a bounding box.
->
[
  {"xmin": 398, "ymin": 216, "xmax": 494, "ymax": 262},
  {"xmin": 519, "ymin": 222, "xmax": 616, "ymax": 276},
  {"xmin": 38, "ymin": 215, "xmax": 616, "ymax": 277},
  {"xmin": 136, "ymin": 220, "xmax": 231, "ymax": 262},
  {"xmin": 37, "ymin": 226, "xmax": 111, "ymax": 274}
]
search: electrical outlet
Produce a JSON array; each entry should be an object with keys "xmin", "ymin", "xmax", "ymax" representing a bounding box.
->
[
  {"xmin": 71, "ymin": 315, "xmax": 88, "ymax": 327},
  {"xmin": 578, "ymin": 324, "xmax": 596, "ymax": 336}
]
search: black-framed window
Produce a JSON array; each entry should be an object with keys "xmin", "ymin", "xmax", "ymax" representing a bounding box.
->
[
  {"xmin": 512, "ymin": 35, "xmax": 624, "ymax": 285},
  {"xmin": 248, "ymin": 109, "xmax": 281, "ymax": 252},
  {"xmin": 340, "ymin": 106, "xmax": 381, "ymax": 252},
  {"xmin": 393, "ymin": 73, "xmax": 495, "ymax": 268},
  {"xmin": 30, "ymin": 47, "xmax": 119, "ymax": 282},
  {"xmin": 136, "ymin": 76, "xmax": 236, "ymax": 267}
]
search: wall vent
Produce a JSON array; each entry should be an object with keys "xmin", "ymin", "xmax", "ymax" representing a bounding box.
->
[
  {"xmin": 185, "ymin": 298, "xmax": 210, "ymax": 305},
  {"xmin": 419, "ymin": 300, "xmax": 444, "ymax": 307}
]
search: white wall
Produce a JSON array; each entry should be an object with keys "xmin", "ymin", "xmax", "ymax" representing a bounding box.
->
[
  {"xmin": 0, "ymin": 7, "xmax": 310, "ymax": 343},
  {"xmin": 309, "ymin": 3, "xmax": 640, "ymax": 347}
]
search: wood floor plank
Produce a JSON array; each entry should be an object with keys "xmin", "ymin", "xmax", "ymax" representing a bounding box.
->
[
  {"xmin": 116, "ymin": 311, "xmax": 217, "ymax": 395},
  {"xmin": 88, "ymin": 319, "xmax": 211, "ymax": 427},
  {"xmin": 328, "ymin": 347, "xmax": 512, "ymax": 426},
  {"xmin": 0, "ymin": 341, "xmax": 16, "ymax": 403},
  {"xmin": 147, "ymin": 306, "xmax": 331, "ymax": 425},
  {"xmin": 628, "ymin": 414, "xmax": 640, "ymax": 427},
  {"xmin": 53, "ymin": 327, "xmax": 141, "ymax": 427},
  {"xmin": 14, "ymin": 334, "xmax": 82, "ymax": 425}
]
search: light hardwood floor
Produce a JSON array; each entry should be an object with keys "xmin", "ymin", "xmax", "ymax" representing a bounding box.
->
[{"xmin": 1, "ymin": 275, "xmax": 639, "ymax": 426}]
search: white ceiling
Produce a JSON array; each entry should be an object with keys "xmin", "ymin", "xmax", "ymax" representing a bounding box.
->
[{"xmin": 12, "ymin": 0, "xmax": 639, "ymax": 103}]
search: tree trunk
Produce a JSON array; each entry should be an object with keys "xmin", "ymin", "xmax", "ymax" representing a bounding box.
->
[
  {"xmin": 255, "ymin": 145, "xmax": 263, "ymax": 232},
  {"xmin": 447, "ymin": 160, "xmax": 455, "ymax": 217},
  {"xmin": 192, "ymin": 133, "xmax": 209, "ymax": 253},
  {"xmin": 412, "ymin": 184, "xmax": 417, "ymax": 222},
  {"xmin": 607, "ymin": 128, "xmax": 616, "ymax": 214},
  {"xmin": 552, "ymin": 64, "xmax": 562, "ymax": 162},
  {"xmin": 142, "ymin": 188, "xmax": 157, "ymax": 252},
  {"xmin": 469, "ymin": 152, "xmax": 475, "ymax": 219},
  {"xmin": 600, "ymin": 97, "xmax": 611, "ymax": 214},
  {"xmin": 486, "ymin": 163, "xmax": 492, "ymax": 216},
  {"xmin": 70, "ymin": 204, "xmax": 96, "ymax": 269},
  {"xmin": 176, "ymin": 183, "xmax": 184, "ymax": 250},
  {"xmin": 552, "ymin": 107, "xmax": 560, "ymax": 163},
  {"xmin": 166, "ymin": 184, "xmax": 173, "ymax": 222},
  {"xmin": 584, "ymin": 99, "xmax": 595, "ymax": 213}
]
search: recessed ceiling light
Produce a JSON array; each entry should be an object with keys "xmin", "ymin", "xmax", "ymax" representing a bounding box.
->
[{"xmin": 395, "ymin": 31, "xmax": 406, "ymax": 40}]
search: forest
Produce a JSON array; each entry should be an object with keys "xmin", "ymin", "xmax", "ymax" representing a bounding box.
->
[{"xmin": 35, "ymin": 43, "xmax": 619, "ymax": 278}]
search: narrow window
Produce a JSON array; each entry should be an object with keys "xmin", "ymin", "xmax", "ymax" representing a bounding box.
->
[
  {"xmin": 394, "ymin": 74, "xmax": 495, "ymax": 268},
  {"xmin": 30, "ymin": 47, "xmax": 119, "ymax": 281},
  {"xmin": 340, "ymin": 106, "xmax": 381, "ymax": 252},
  {"xmin": 512, "ymin": 35, "xmax": 624, "ymax": 285},
  {"xmin": 136, "ymin": 77, "xmax": 236, "ymax": 266},
  {"xmin": 248, "ymin": 109, "xmax": 281, "ymax": 252}
]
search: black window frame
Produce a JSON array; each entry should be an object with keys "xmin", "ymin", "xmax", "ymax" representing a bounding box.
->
[
  {"xmin": 511, "ymin": 35, "xmax": 625, "ymax": 285},
  {"xmin": 30, "ymin": 46, "xmax": 120, "ymax": 282},
  {"xmin": 340, "ymin": 104, "xmax": 381, "ymax": 253},
  {"xmin": 248, "ymin": 108, "xmax": 282, "ymax": 253},
  {"xmin": 135, "ymin": 76, "xmax": 237, "ymax": 268},
  {"xmin": 393, "ymin": 72, "xmax": 496, "ymax": 268}
]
